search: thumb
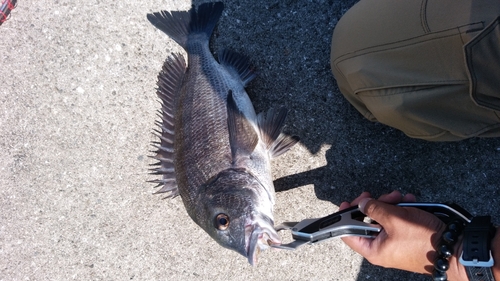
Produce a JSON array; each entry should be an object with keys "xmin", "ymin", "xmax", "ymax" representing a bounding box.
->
[{"xmin": 359, "ymin": 198, "xmax": 406, "ymax": 228}]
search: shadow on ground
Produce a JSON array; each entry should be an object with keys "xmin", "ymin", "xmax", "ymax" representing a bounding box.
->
[{"xmin": 193, "ymin": 0, "xmax": 500, "ymax": 280}]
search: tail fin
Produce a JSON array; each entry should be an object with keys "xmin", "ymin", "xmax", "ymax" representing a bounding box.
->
[{"xmin": 147, "ymin": 2, "xmax": 224, "ymax": 49}]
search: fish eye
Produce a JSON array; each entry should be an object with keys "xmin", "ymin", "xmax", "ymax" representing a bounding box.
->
[{"xmin": 215, "ymin": 213, "xmax": 230, "ymax": 230}]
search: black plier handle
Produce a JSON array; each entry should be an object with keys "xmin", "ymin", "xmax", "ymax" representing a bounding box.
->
[{"xmin": 273, "ymin": 202, "xmax": 472, "ymax": 250}]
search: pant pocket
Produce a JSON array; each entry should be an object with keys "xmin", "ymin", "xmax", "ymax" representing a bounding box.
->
[
  {"xmin": 465, "ymin": 16, "xmax": 500, "ymax": 112},
  {"xmin": 357, "ymin": 84, "xmax": 500, "ymax": 140}
]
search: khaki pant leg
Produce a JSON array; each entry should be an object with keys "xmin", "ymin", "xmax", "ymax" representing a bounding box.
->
[{"xmin": 331, "ymin": 0, "xmax": 500, "ymax": 141}]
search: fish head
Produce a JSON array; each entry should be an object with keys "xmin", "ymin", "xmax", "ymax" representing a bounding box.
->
[{"xmin": 196, "ymin": 169, "xmax": 281, "ymax": 265}]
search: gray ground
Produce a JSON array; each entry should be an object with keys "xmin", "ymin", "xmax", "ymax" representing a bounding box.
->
[{"xmin": 2, "ymin": 0, "xmax": 499, "ymax": 280}]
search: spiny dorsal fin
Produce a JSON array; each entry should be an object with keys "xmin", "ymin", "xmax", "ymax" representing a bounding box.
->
[
  {"xmin": 218, "ymin": 49, "xmax": 257, "ymax": 86},
  {"xmin": 149, "ymin": 53, "xmax": 186, "ymax": 198},
  {"xmin": 147, "ymin": 2, "xmax": 224, "ymax": 50},
  {"xmin": 257, "ymin": 107, "xmax": 300, "ymax": 158},
  {"xmin": 227, "ymin": 90, "xmax": 259, "ymax": 164}
]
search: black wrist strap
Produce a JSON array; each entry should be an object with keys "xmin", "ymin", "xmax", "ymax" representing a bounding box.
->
[
  {"xmin": 459, "ymin": 216, "xmax": 496, "ymax": 281},
  {"xmin": 465, "ymin": 267, "xmax": 496, "ymax": 281}
]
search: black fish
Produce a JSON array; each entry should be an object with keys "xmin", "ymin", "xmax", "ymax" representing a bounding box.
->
[{"xmin": 148, "ymin": 2, "xmax": 299, "ymax": 265}]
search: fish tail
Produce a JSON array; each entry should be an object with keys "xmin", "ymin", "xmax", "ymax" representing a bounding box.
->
[{"xmin": 147, "ymin": 2, "xmax": 224, "ymax": 49}]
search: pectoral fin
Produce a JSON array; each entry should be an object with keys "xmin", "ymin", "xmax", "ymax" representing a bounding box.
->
[{"xmin": 227, "ymin": 91, "xmax": 259, "ymax": 164}]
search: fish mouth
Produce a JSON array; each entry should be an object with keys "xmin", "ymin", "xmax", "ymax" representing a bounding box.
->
[{"xmin": 245, "ymin": 218, "xmax": 281, "ymax": 266}]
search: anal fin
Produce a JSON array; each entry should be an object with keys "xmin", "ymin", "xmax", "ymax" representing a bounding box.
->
[
  {"xmin": 269, "ymin": 134, "xmax": 300, "ymax": 158},
  {"xmin": 257, "ymin": 107, "xmax": 300, "ymax": 158}
]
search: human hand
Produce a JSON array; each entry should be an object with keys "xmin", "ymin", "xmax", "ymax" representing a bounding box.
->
[{"xmin": 339, "ymin": 191, "xmax": 449, "ymax": 275}]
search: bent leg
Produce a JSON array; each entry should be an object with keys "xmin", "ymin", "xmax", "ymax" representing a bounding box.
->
[{"xmin": 331, "ymin": 0, "xmax": 500, "ymax": 141}]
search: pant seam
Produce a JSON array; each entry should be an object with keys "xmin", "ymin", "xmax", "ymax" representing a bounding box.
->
[
  {"xmin": 354, "ymin": 81, "xmax": 469, "ymax": 96},
  {"xmin": 420, "ymin": 0, "xmax": 431, "ymax": 33}
]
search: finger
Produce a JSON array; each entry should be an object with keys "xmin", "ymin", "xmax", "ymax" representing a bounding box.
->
[
  {"xmin": 359, "ymin": 198, "xmax": 408, "ymax": 228},
  {"xmin": 339, "ymin": 192, "xmax": 372, "ymax": 211},
  {"xmin": 339, "ymin": 201, "xmax": 351, "ymax": 211},
  {"xmin": 341, "ymin": 235, "xmax": 373, "ymax": 258},
  {"xmin": 402, "ymin": 193, "xmax": 416, "ymax": 202},
  {"xmin": 377, "ymin": 190, "xmax": 403, "ymax": 204},
  {"xmin": 350, "ymin": 191, "xmax": 372, "ymax": 206}
]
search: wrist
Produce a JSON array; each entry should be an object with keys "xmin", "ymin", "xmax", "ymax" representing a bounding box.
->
[
  {"xmin": 432, "ymin": 220, "xmax": 468, "ymax": 280},
  {"xmin": 449, "ymin": 224, "xmax": 499, "ymax": 281},
  {"xmin": 447, "ymin": 235, "xmax": 468, "ymax": 281},
  {"xmin": 492, "ymin": 226, "xmax": 500, "ymax": 280}
]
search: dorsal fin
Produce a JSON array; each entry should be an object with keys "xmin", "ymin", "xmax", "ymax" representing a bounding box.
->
[
  {"xmin": 226, "ymin": 91, "xmax": 259, "ymax": 164},
  {"xmin": 218, "ymin": 49, "xmax": 257, "ymax": 86},
  {"xmin": 257, "ymin": 107, "xmax": 300, "ymax": 158},
  {"xmin": 149, "ymin": 53, "xmax": 186, "ymax": 198}
]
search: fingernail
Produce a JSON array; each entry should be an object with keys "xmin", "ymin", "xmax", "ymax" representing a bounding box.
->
[{"xmin": 358, "ymin": 197, "xmax": 373, "ymax": 214}]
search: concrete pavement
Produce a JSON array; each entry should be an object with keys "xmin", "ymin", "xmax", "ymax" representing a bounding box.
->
[{"xmin": 1, "ymin": 0, "xmax": 499, "ymax": 280}]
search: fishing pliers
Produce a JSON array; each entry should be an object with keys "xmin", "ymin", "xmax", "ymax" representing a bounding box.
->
[{"xmin": 273, "ymin": 202, "xmax": 472, "ymax": 250}]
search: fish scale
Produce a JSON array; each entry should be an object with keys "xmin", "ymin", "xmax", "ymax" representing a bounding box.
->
[
  {"xmin": 177, "ymin": 41, "xmax": 248, "ymax": 200},
  {"xmin": 147, "ymin": 2, "xmax": 299, "ymax": 265}
]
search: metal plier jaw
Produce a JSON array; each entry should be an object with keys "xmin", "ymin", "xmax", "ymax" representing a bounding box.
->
[{"xmin": 273, "ymin": 202, "xmax": 472, "ymax": 250}]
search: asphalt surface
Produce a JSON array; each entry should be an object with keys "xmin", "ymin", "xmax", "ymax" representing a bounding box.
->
[{"xmin": 2, "ymin": 0, "xmax": 500, "ymax": 280}]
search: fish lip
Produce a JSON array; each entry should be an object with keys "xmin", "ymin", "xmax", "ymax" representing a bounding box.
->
[{"xmin": 245, "ymin": 218, "xmax": 281, "ymax": 266}]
